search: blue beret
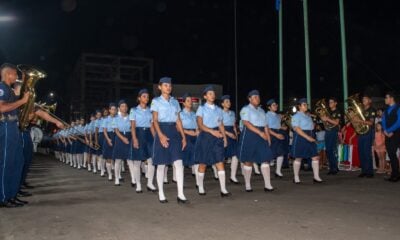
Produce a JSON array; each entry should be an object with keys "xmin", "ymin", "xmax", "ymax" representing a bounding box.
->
[
  {"xmin": 248, "ymin": 90, "xmax": 260, "ymax": 97},
  {"xmin": 266, "ymin": 99, "xmax": 276, "ymax": 106},
  {"xmin": 159, "ymin": 77, "xmax": 172, "ymax": 84},
  {"xmin": 182, "ymin": 93, "xmax": 191, "ymax": 100},
  {"xmin": 95, "ymin": 109, "xmax": 102, "ymax": 114},
  {"xmin": 221, "ymin": 95, "xmax": 230, "ymax": 101},
  {"xmin": 118, "ymin": 99, "xmax": 127, "ymax": 106},
  {"xmin": 138, "ymin": 88, "xmax": 148, "ymax": 96},
  {"xmin": 202, "ymin": 85, "xmax": 214, "ymax": 95},
  {"xmin": 297, "ymin": 98, "xmax": 307, "ymax": 104},
  {"xmin": 109, "ymin": 102, "xmax": 117, "ymax": 108}
]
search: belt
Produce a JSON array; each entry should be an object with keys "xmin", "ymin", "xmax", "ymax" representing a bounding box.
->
[
  {"xmin": 0, "ymin": 114, "xmax": 18, "ymax": 122},
  {"xmin": 159, "ymin": 122, "xmax": 176, "ymax": 126},
  {"xmin": 136, "ymin": 127, "xmax": 150, "ymax": 131}
]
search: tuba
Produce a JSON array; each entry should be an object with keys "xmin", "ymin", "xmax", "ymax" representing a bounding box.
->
[
  {"xmin": 314, "ymin": 98, "xmax": 336, "ymax": 130},
  {"xmin": 18, "ymin": 65, "xmax": 47, "ymax": 130},
  {"xmin": 281, "ymin": 104, "xmax": 297, "ymax": 129},
  {"xmin": 345, "ymin": 93, "xmax": 369, "ymax": 135}
]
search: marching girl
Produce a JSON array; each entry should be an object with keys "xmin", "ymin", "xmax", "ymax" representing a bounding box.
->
[
  {"xmin": 92, "ymin": 110, "xmax": 103, "ymax": 174},
  {"xmin": 179, "ymin": 93, "xmax": 199, "ymax": 185},
  {"xmin": 238, "ymin": 90, "xmax": 274, "ymax": 192},
  {"xmin": 291, "ymin": 98, "xmax": 323, "ymax": 184},
  {"xmin": 102, "ymin": 103, "xmax": 118, "ymax": 183},
  {"xmin": 67, "ymin": 121, "xmax": 76, "ymax": 167},
  {"xmin": 220, "ymin": 95, "xmax": 240, "ymax": 184},
  {"xmin": 84, "ymin": 114, "xmax": 96, "ymax": 172},
  {"xmin": 76, "ymin": 118, "xmax": 86, "ymax": 169},
  {"xmin": 113, "ymin": 100, "xmax": 131, "ymax": 186},
  {"xmin": 195, "ymin": 86, "xmax": 231, "ymax": 197},
  {"xmin": 266, "ymin": 99, "xmax": 288, "ymax": 178},
  {"xmin": 151, "ymin": 77, "xmax": 187, "ymax": 204},
  {"xmin": 129, "ymin": 89, "xmax": 156, "ymax": 192}
]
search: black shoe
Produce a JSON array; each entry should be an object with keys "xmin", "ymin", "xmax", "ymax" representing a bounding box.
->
[
  {"xmin": 213, "ymin": 177, "xmax": 219, "ymax": 181},
  {"xmin": 384, "ymin": 176, "xmax": 399, "ymax": 182},
  {"xmin": 195, "ymin": 185, "xmax": 199, "ymax": 189},
  {"xmin": 254, "ymin": 172, "xmax": 261, "ymax": 176},
  {"xmin": 0, "ymin": 201, "xmax": 22, "ymax": 208},
  {"xmin": 221, "ymin": 192, "xmax": 232, "ymax": 197},
  {"xmin": 245, "ymin": 189, "xmax": 253, "ymax": 192},
  {"xmin": 22, "ymin": 183, "xmax": 34, "ymax": 189},
  {"xmin": 229, "ymin": 178, "xmax": 240, "ymax": 184},
  {"xmin": 198, "ymin": 191, "xmax": 206, "ymax": 196},
  {"xmin": 136, "ymin": 190, "xmax": 143, "ymax": 193},
  {"xmin": 192, "ymin": 173, "xmax": 195, "ymax": 177},
  {"xmin": 8, "ymin": 199, "xmax": 24, "ymax": 207},
  {"xmin": 159, "ymin": 199, "xmax": 168, "ymax": 204},
  {"xmin": 293, "ymin": 179, "xmax": 301, "ymax": 184},
  {"xmin": 177, "ymin": 197, "xmax": 188, "ymax": 204},
  {"xmin": 275, "ymin": 173, "xmax": 283, "ymax": 179},
  {"xmin": 172, "ymin": 180, "xmax": 177, "ymax": 183},
  {"xmin": 358, "ymin": 173, "xmax": 366, "ymax": 178},
  {"xmin": 365, "ymin": 174, "xmax": 374, "ymax": 178},
  {"xmin": 147, "ymin": 186, "xmax": 157, "ymax": 192},
  {"xmin": 313, "ymin": 178, "xmax": 323, "ymax": 183},
  {"xmin": 131, "ymin": 183, "xmax": 136, "ymax": 188},
  {"xmin": 114, "ymin": 184, "xmax": 121, "ymax": 186},
  {"xmin": 108, "ymin": 179, "xmax": 113, "ymax": 182},
  {"xmin": 18, "ymin": 191, "xmax": 32, "ymax": 197},
  {"xmin": 264, "ymin": 187, "xmax": 275, "ymax": 192},
  {"xmin": 119, "ymin": 178, "xmax": 125, "ymax": 182},
  {"xmin": 164, "ymin": 181, "xmax": 169, "ymax": 184},
  {"xmin": 11, "ymin": 197, "xmax": 28, "ymax": 204}
]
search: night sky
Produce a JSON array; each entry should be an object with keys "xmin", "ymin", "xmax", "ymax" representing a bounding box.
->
[{"xmin": 1, "ymin": 0, "xmax": 399, "ymax": 113}]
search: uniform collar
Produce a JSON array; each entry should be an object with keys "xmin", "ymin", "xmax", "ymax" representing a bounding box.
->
[
  {"xmin": 205, "ymin": 102, "xmax": 216, "ymax": 109},
  {"xmin": 160, "ymin": 95, "xmax": 173, "ymax": 102}
]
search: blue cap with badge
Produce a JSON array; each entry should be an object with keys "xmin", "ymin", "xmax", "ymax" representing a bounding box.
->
[
  {"xmin": 297, "ymin": 98, "xmax": 307, "ymax": 104},
  {"xmin": 138, "ymin": 88, "xmax": 148, "ymax": 96},
  {"xmin": 248, "ymin": 89, "xmax": 260, "ymax": 98},
  {"xmin": 221, "ymin": 95, "xmax": 230, "ymax": 101},
  {"xmin": 202, "ymin": 85, "xmax": 214, "ymax": 95},
  {"xmin": 266, "ymin": 99, "xmax": 276, "ymax": 106},
  {"xmin": 159, "ymin": 77, "xmax": 172, "ymax": 84}
]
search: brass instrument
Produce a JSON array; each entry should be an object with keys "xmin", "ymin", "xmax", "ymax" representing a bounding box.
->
[
  {"xmin": 18, "ymin": 65, "xmax": 47, "ymax": 130},
  {"xmin": 34, "ymin": 103, "xmax": 100, "ymax": 150},
  {"xmin": 281, "ymin": 104, "xmax": 297, "ymax": 129},
  {"xmin": 314, "ymin": 98, "xmax": 336, "ymax": 130},
  {"xmin": 345, "ymin": 94, "xmax": 369, "ymax": 135}
]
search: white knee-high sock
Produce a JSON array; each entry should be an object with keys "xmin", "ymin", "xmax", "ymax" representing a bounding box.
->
[
  {"xmin": 241, "ymin": 162, "xmax": 244, "ymax": 176},
  {"xmin": 78, "ymin": 154, "xmax": 83, "ymax": 168},
  {"xmin": 106, "ymin": 162, "xmax": 113, "ymax": 180},
  {"xmin": 141, "ymin": 162, "xmax": 146, "ymax": 174},
  {"xmin": 293, "ymin": 160, "xmax": 301, "ymax": 183},
  {"xmin": 261, "ymin": 163, "xmax": 273, "ymax": 189},
  {"xmin": 218, "ymin": 170, "xmax": 228, "ymax": 194},
  {"xmin": 73, "ymin": 155, "xmax": 77, "ymax": 167},
  {"xmin": 191, "ymin": 165, "xmax": 196, "ymax": 175},
  {"xmin": 127, "ymin": 160, "xmax": 135, "ymax": 184},
  {"xmin": 312, "ymin": 160, "xmax": 322, "ymax": 181},
  {"xmin": 243, "ymin": 165, "xmax": 253, "ymax": 190},
  {"xmin": 92, "ymin": 155, "xmax": 97, "ymax": 173},
  {"xmin": 172, "ymin": 164, "xmax": 177, "ymax": 182},
  {"xmin": 97, "ymin": 157, "xmax": 102, "ymax": 171},
  {"xmin": 100, "ymin": 157, "xmax": 106, "ymax": 176},
  {"xmin": 157, "ymin": 165, "xmax": 166, "ymax": 201},
  {"xmin": 230, "ymin": 156, "xmax": 239, "ymax": 181},
  {"xmin": 83, "ymin": 153, "xmax": 88, "ymax": 167},
  {"xmin": 212, "ymin": 165, "xmax": 218, "ymax": 179},
  {"xmin": 114, "ymin": 159, "xmax": 122, "ymax": 184},
  {"xmin": 164, "ymin": 166, "xmax": 168, "ymax": 182},
  {"xmin": 174, "ymin": 160, "xmax": 186, "ymax": 200},
  {"xmin": 147, "ymin": 158, "xmax": 156, "ymax": 189},
  {"xmin": 194, "ymin": 164, "xmax": 199, "ymax": 187},
  {"xmin": 276, "ymin": 156, "xmax": 284, "ymax": 176},
  {"xmin": 88, "ymin": 157, "xmax": 92, "ymax": 171},
  {"xmin": 253, "ymin": 163, "xmax": 260, "ymax": 174},
  {"xmin": 198, "ymin": 172, "xmax": 205, "ymax": 194},
  {"xmin": 133, "ymin": 160, "xmax": 142, "ymax": 191},
  {"xmin": 121, "ymin": 161, "xmax": 125, "ymax": 172}
]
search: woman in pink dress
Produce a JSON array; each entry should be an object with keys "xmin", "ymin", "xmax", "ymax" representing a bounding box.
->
[{"xmin": 374, "ymin": 122, "xmax": 386, "ymax": 174}]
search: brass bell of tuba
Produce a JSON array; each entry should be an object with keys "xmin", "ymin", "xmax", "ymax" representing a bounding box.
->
[
  {"xmin": 345, "ymin": 93, "xmax": 369, "ymax": 135},
  {"xmin": 314, "ymin": 98, "xmax": 336, "ymax": 130},
  {"xmin": 17, "ymin": 65, "xmax": 47, "ymax": 130}
]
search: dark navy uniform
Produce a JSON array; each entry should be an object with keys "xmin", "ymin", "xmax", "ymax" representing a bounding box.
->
[
  {"xmin": 358, "ymin": 107, "xmax": 376, "ymax": 176},
  {"xmin": 325, "ymin": 108, "xmax": 342, "ymax": 173},
  {"xmin": 382, "ymin": 104, "xmax": 400, "ymax": 180}
]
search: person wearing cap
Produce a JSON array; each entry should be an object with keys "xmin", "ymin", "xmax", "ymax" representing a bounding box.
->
[
  {"xmin": 266, "ymin": 98, "xmax": 288, "ymax": 178},
  {"xmin": 291, "ymin": 98, "xmax": 323, "ymax": 184},
  {"xmin": 179, "ymin": 93, "xmax": 199, "ymax": 184},
  {"xmin": 0, "ymin": 63, "xmax": 31, "ymax": 208},
  {"xmin": 220, "ymin": 94, "xmax": 240, "ymax": 184},
  {"xmin": 129, "ymin": 89, "xmax": 157, "ymax": 192},
  {"xmin": 91, "ymin": 109, "xmax": 103, "ymax": 174},
  {"xmin": 382, "ymin": 91, "xmax": 400, "ymax": 182},
  {"xmin": 194, "ymin": 85, "xmax": 231, "ymax": 197},
  {"xmin": 84, "ymin": 113, "xmax": 97, "ymax": 172},
  {"xmin": 102, "ymin": 103, "xmax": 118, "ymax": 183},
  {"xmin": 238, "ymin": 90, "xmax": 275, "ymax": 192},
  {"xmin": 356, "ymin": 94, "xmax": 376, "ymax": 178},
  {"xmin": 319, "ymin": 97, "xmax": 342, "ymax": 175},
  {"xmin": 151, "ymin": 77, "xmax": 188, "ymax": 204}
]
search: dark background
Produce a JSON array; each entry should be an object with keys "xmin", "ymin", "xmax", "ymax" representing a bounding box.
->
[{"xmin": 1, "ymin": 0, "xmax": 399, "ymax": 114}]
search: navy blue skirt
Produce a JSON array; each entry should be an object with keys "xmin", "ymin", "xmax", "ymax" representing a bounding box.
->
[
  {"xmin": 270, "ymin": 129, "xmax": 289, "ymax": 158},
  {"xmin": 224, "ymin": 126, "xmax": 238, "ymax": 158},
  {"xmin": 130, "ymin": 127, "xmax": 154, "ymax": 161},
  {"xmin": 95, "ymin": 134, "xmax": 105, "ymax": 155},
  {"xmin": 102, "ymin": 132, "xmax": 115, "ymax": 159},
  {"xmin": 238, "ymin": 126, "xmax": 273, "ymax": 164},
  {"xmin": 291, "ymin": 130, "xmax": 318, "ymax": 158},
  {"xmin": 76, "ymin": 137, "xmax": 85, "ymax": 154},
  {"xmin": 68, "ymin": 142, "xmax": 73, "ymax": 154},
  {"xmin": 113, "ymin": 132, "xmax": 132, "ymax": 160},
  {"xmin": 183, "ymin": 132, "xmax": 197, "ymax": 166},
  {"xmin": 152, "ymin": 123, "xmax": 183, "ymax": 165},
  {"xmin": 194, "ymin": 129, "xmax": 224, "ymax": 165}
]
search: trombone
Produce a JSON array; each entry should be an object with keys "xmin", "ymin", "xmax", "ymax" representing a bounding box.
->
[{"xmin": 35, "ymin": 103, "xmax": 100, "ymax": 150}]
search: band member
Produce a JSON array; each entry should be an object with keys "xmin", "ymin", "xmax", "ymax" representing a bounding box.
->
[
  {"xmin": 382, "ymin": 91, "xmax": 400, "ymax": 182},
  {"xmin": 357, "ymin": 95, "xmax": 376, "ymax": 178},
  {"xmin": 113, "ymin": 100, "xmax": 131, "ymax": 186},
  {"xmin": 151, "ymin": 77, "xmax": 187, "ymax": 204},
  {"xmin": 291, "ymin": 98, "xmax": 323, "ymax": 184},
  {"xmin": 179, "ymin": 93, "xmax": 198, "ymax": 181},
  {"xmin": 129, "ymin": 89, "xmax": 156, "ymax": 192},
  {"xmin": 0, "ymin": 63, "xmax": 30, "ymax": 208},
  {"xmin": 103, "ymin": 103, "xmax": 117, "ymax": 182},
  {"xmin": 320, "ymin": 97, "xmax": 342, "ymax": 175},
  {"xmin": 220, "ymin": 95, "xmax": 240, "ymax": 184},
  {"xmin": 266, "ymin": 99, "xmax": 288, "ymax": 178},
  {"xmin": 238, "ymin": 90, "xmax": 274, "ymax": 192}
]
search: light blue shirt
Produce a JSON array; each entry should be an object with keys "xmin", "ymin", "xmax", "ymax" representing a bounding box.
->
[
  {"xmin": 196, "ymin": 103, "xmax": 223, "ymax": 129},
  {"xmin": 240, "ymin": 104, "xmax": 267, "ymax": 127},
  {"xmin": 129, "ymin": 105, "xmax": 152, "ymax": 128},
  {"xmin": 86, "ymin": 121, "xmax": 95, "ymax": 134},
  {"xmin": 102, "ymin": 116, "xmax": 117, "ymax": 132},
  {"xmin": 222, "ymin": 110, "xmax": 236, "ymax": 127},
  {"xmin": 150, "ymin": 96, "xmax": 181, "ymax": 123},
  {"xmin": 180, "ymin": 109, "xmax": 197, "ymax": 129},
  {"xmin": 114, "ymin": 114, "xmax": 131, "ymax": 133},
  {"xmin": 266, "ymin": 111, "xmax": 281, "ymax": 129},
  {"xmin": 291, "ymin": 112, "xmax": 314, "ymax": 130},
  {"xmin": 94, "ymin": 118, "xmax": 103, "ymax": 130}
]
